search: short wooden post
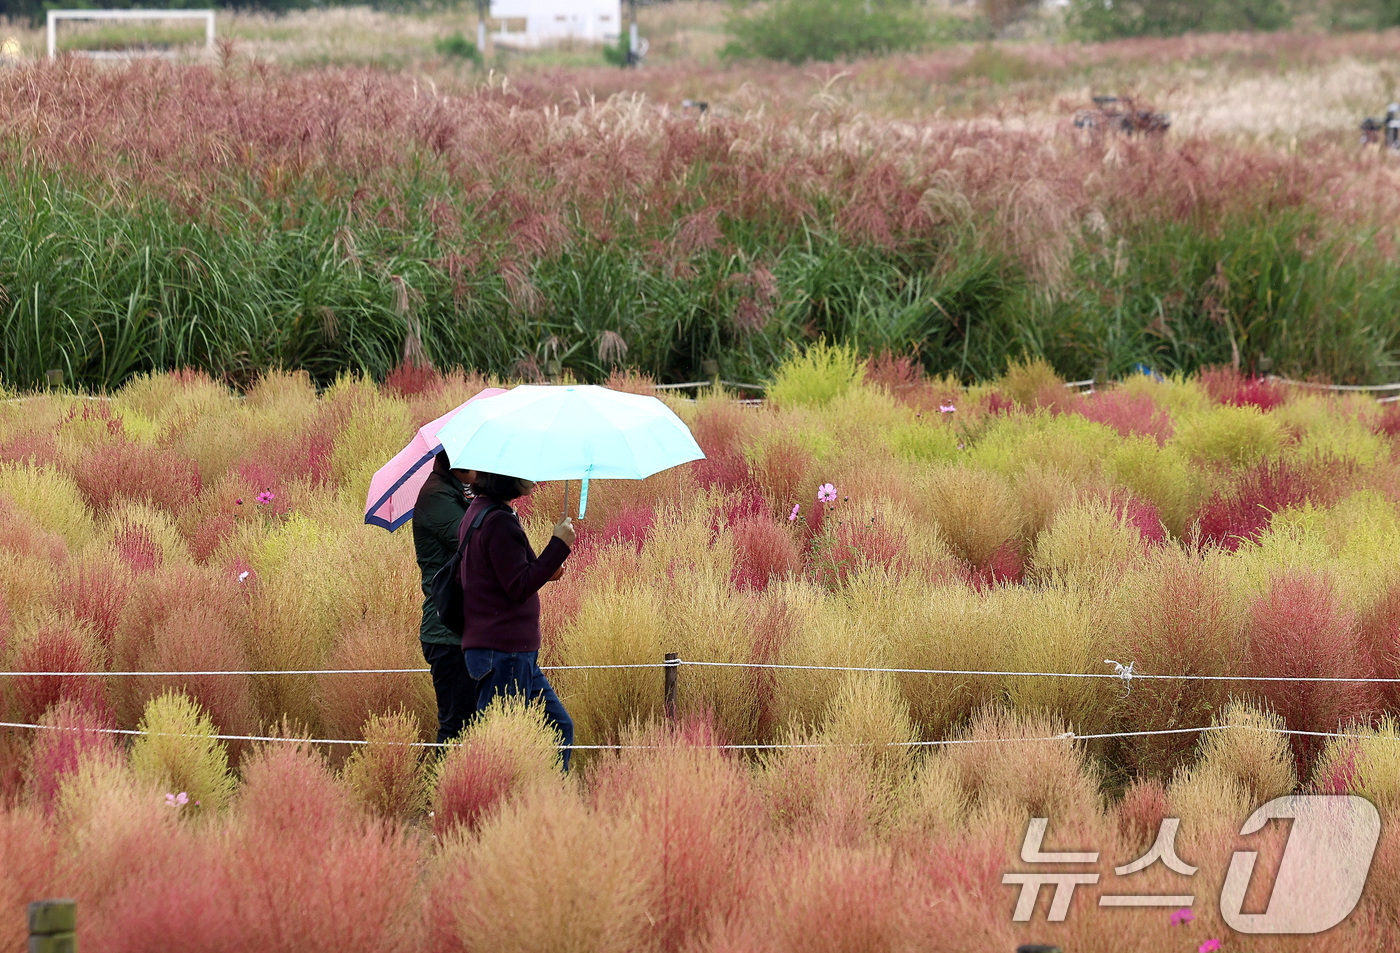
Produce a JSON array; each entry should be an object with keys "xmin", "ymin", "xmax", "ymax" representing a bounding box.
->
[
  {"xmin": 663, "ymin": 652, "xmax": 679, "ymax": 722},
  {"xmin": 45, "ymin": 369, "xmax": 63, "ymax": 390},
  {"xmin": 701, "ymin": 359, "xmax": 719, "ymax": 389},
  {"xmin": 28, "ymin": 899, "xmax": 76, "ymax": 953}
]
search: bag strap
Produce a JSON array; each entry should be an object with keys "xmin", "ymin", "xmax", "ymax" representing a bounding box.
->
[{"xmin": 458, "ymin": 502, "xmax": 504, "ymax": 555}]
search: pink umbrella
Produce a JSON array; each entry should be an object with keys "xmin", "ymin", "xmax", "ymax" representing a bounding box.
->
[{"xmin": 363, "ymin": 387, "xmax": 508, "ymax": 530}]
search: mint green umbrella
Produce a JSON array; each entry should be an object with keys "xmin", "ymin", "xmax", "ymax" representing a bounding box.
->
[{"xmin": 433, "ymin": 384, "xmax": 705, "ymax": 517}]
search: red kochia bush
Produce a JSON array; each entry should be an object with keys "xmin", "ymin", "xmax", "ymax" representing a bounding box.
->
[
  {"xmin": 597, "ymin": 505, "xmax": 656, "ymax": 551},
  {"xmin": 59, "ymin": 557, "xmax": 134, "ymax": 654},
  {"xmin": 1072, "ymin": 389, "xmax": 1174, "ymax": 445},
  {"xmin": 1193, "ymin": 458, "xmax": 1353, "ymax": 550},
  {"xmin": 10, "ymin": 621, "xmax": 106, "ymax": 724},
  {"xmin": 1199, "ymin": 365, "xmax": 1288, "ymax": 410},
  {"xmin": 24, "ymin": 699, "xmax": 119, "ymax": 811},
  {"xmin": 1116, "ymin": 494, "xmax": 1167, "ymax": 546},
  {"xmin": 807, "ymin": 516, "xmax": 907, "ymax": 588},
  {"xmin": 1362, "ymin": 577, "xmax": 1400, "ymax": 711},
  {"xmin": 730, "ymin": 516, "xmax": 802, "ymax": 591},
  {"xmin": 586, "ymin": 717, "xmax": 766, "ymax": 953},
  {"xmin": 68, "ymin": 440, "xmax": 202, "ymax": 514},
  {"xmin": 1247, "ymin": 571, "xmax": 1379, "ymax": 775},
  {"xmin": 967, "ymin": 541, "xmax": 1027, "ymax": 590},
  {"xmin": 112, "ymin": 523, "xmax": 163, "ymax": 573},
  {"xmin": 382, "ymin": 360, "xmax": 444, "ymax": 398}
]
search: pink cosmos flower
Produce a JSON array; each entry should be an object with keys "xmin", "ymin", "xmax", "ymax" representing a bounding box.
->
[
  {"xmin": 1170, "ymin": 908, "xmax": 1195, "ymax": 926},
  {"xmin": 235, "ymin": 498, "xmax": 243, "ymax": 506},
  {"xmin": 789, "ymin": 504, "xmax": 800, "ymax": 521},
  {"xmin": 165, "ymin": 792, "xmax": 189, "ymax": 808},
  {"xmin": 1198, "ymin": 941, "xmax": 1221, "ymax": 953},
  {"xmin": 255, "ymin": 490, "xmax": 275, "ymax": 505},
  {"xmin": 939, "ymin": 404, "xmax": 956, "ymax": 413},
  {"xmin": 816, "ymin": 483, "xmax": 837, "ymax": 504}
]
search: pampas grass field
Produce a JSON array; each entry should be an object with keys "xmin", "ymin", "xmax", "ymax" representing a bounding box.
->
[{"xmin": 4, "ymin": 349, "xmax": 1400, "ymax": 949}]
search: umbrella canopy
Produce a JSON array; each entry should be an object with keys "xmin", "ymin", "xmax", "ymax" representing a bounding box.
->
[
  {"xmin": 433, "ymin": 384, "xmax": 705, "ymax": 517},
  {"xmin": 364, "ymin": 387, "xmax": 508, "ymax": 531}
]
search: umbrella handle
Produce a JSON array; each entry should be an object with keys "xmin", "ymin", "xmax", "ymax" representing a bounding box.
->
[{"xmin": 562, "ymin": 480, "xmax": 570, "ymax": 520}]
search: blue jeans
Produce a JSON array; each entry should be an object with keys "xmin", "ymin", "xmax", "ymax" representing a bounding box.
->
[{"xmin": 462, "ymin": 649, "xmax": 575, "ymax": 771}]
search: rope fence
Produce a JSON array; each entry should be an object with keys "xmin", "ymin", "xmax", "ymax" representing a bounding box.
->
[
  {"xmin": 0, "ymin": 717, "xmax": 1390, "ymax": 752},
  {"xmin": 5, "ymin": 656, "xmax": 1400, "ymax": 751},
  {"xmin": 4, "ymin": 657, "xmax": 1400, "ymax": 685}
]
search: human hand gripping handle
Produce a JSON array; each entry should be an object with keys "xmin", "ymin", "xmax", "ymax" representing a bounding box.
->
[{"xmin": 549, "ymin": 517, "xmax": 574, "ymax": 581}]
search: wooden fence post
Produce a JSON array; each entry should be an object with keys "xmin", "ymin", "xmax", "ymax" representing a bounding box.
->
[
  {"xmin": 28, "ymin": 899, "xmax": 76, "ymax": 953},
  {"xmin": 664, "ymin": 653, "xmax": 678, "ymax": 722}
]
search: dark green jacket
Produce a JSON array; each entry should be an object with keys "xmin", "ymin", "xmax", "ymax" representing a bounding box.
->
[{"xmin": 413, "ymin": 454, "xmax": 470, "ymax": 646}]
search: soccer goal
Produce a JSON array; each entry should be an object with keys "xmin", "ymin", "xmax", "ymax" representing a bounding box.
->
[{"xmin": 46, "ymin": 9, "xmax": 215, "ymax": 60}]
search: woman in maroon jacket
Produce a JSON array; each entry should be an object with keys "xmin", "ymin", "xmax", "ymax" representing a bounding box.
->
[{"xmin": 457, "ymin": 471, "xmax": 577, "ymax": 767}]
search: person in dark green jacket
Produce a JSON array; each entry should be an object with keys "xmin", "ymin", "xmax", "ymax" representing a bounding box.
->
[{"xmin": 413, "ymin": 451, "xmax": 477, "ymax": 745}]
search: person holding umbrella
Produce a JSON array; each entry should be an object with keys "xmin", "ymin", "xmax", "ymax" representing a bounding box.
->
[
  {"xmin": 457, "ymin": 472, "xmax": 577, "ymax": 767},
  {"xmin": 412, "ymin": 451, "xmax": 478, "ymax": 746},
  {"xmin": 435, "ymin": 383, "xmax": 706, "ymax": 768}
]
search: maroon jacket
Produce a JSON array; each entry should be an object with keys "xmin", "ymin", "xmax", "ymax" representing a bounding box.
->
[{"xmin": 457, "ymin": 496, "xmax": 571, "ymax": 653}]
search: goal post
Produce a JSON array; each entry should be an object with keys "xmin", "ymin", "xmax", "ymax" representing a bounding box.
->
[{"xmin": 47, "ymin": 9, "xmax": 216, "ymax": 60}]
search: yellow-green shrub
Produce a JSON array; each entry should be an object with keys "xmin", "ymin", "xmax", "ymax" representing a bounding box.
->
[
  {"xmin": 1173, "ymin": 404, "xmax": 1283, "ymax": 468},
  {"xmin": 766, "ymin": 340, "xmax": 864, "ymax": 408},
  {"xmin": 129, "ymin": 690, "xmax": 236, "ymax": 812}
]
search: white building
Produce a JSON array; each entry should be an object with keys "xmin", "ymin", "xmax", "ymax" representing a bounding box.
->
[{"xmin": 489, "ymin": 0, "xmax": 622, "ymax": 47}]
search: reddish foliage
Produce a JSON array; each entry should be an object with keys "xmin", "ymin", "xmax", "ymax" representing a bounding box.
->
[
  {"xmin": 746, "ymin": 595, "xmax": 797, "ymax": 741},
  {"xmin": 1116, "ymin": 494, "xmax": 1167, "ymax": 546},
  {"xmin": 1117, "ymin": 777, "xmax": 1170, "ymax": 848},
  {"xmin": 112, "ymin": 523, "xmax": 163, "ymax": 573},
  {"xmin": 0, "ymin": 497, "xmax": 68, "ymax": 563},
  {"xmin": 11, "ymin": 621, "xmax": 106, "ymax": 724},
  {"xmin": 807, "ymin": 516, "xmax": 907, "ymax": 588},
  {"xmin": 1193, "ymin": 458, "xmax": 1354, "ymax": 550},
  {"xmin": 586, "ymin": 717, "xmax": 765, "ymax": 953},
  {"xmin": 1313, "ymin": 740, "xmax": 1361, "ymax": 795},
  {"xmin": 0, "ymin": 730, "xmax": 26, "ymax": 808},
  {"xmin": 1199, "ymin": 366, "xmax": 1289, "ymax": 410},
  {"xmin": 1072, "ymin": 389, "xmax": 1174, "ymax": 445},
  {"xmin": 1247, "ymin": 571, "xmax": 1379, "ymax": 774},
  {"xmin": 729, "ymin": 516, "xmax": 802, "ymax": 591},
  {"xmin": 58, "ymin": 558, "xmax": 134, "ymax": 654},
  {"xmin": 863, "ymin": 350, "xmax": 923, "ymax": 391},
  {"xmin": 1361, "ymin": 578, "xmax": 1400, "ymax": 711},
  {"xmin": 120, "ymin": 603, "xmax": 256, "ymax": 751},
  {"xmin": 68, "ymin": 440, "xmax": 202, "ymax": 514},
  {"xmin": 691, "ymin": 400, "xmax": 750, "ymax": 460},
  {"xmin": 1372, "ymin": 402, "xmax": 1400, "ymax": 438},
  {"xmin": 966, "ymin": 541, "xmax": 1026, "ymax": 590},
  {"xmin": 691, "ymin": 451, "xmax": 754, "ymax": 497},
  {"xmin": 433, "ymin": 745, "xmax": 519, "ymax": 836},
  {"xmin": 602, "ymin": 368, "xmax": 656, "ymax": 395},
  {"xmin": 252, "ymin": 416, "xmax": 336, "ymax": 488},
  {"xmin": 751, "ymin": 435, "xmax": 814, "ymax": 514},
  {"xmin": 0, "ymin": 430, "xmax": 59, "ymax": 468},
  {"xmin": 187, "ymin": 511, "xmax": 237, "ymax": 565},
  {"xmin": 216, "ymin": 744, "xmax": 423, "ymax": 952},
  {"xmin": 985, "ymin": 391, "xmax": 1017, "ymax": 416},
  {"xmin": 382, "ymin": 360, "xmax": 444, "ymax": 398},
  {"xmin": 25, "ymin": 699, "xmax": 119, "ymax": 811},
  {"xmin": 597, "ymin": 505, "xmax": 656, "ymax": 551}
]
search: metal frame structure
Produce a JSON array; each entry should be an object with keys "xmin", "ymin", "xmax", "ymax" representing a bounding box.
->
[{"xmin": 47, "ymin": 9, "xmax": 215, "ymax": 60}]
